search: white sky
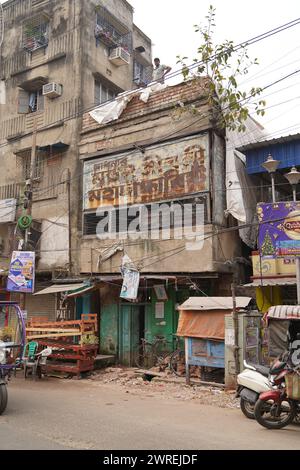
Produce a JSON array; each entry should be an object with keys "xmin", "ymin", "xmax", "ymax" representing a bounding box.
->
[
  {"xmin": 1, "ymin": 0, "xmax": 300, "ymax": 139},
  {"xmin": 130, "ymin": 0, "xmax": 300, "ymax": 139}
]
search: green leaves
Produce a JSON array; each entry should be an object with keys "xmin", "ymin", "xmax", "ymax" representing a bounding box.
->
[{"xmin": 177, "ymin": 5, "xmax": 266, "ymax": 132}]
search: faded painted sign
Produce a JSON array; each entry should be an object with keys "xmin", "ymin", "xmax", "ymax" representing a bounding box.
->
[{"xmin": 83, "ymin": 135, "xmax": 209, "ymax": 210}]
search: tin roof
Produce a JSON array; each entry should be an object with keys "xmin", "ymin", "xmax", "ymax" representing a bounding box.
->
[
  {"xmin": 266, "ymin": 305, "xmax": 300, "ymax": 321},
  {"xmin": 178, "ymin": 296, "xmax": 252, "ymax": 311}
]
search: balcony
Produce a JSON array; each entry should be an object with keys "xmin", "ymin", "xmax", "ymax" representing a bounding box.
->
[
  {"xmin": 95, "ymin": 5, "xmax": 132, "ymax": 53},
  {"xmin": 23, "ymin": 15, "xmax": 49, "ymax": 53}
]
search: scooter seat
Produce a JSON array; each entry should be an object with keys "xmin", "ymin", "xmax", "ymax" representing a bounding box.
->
[{"xmin": 248, "ymin": 363, "xmax": 270, "ymax": 377}]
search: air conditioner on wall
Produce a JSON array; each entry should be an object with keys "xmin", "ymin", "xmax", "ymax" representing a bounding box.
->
[
  {"xmin": 42, "ymin": 82, "xmax": 63, "ymax": 99},
  {"xmin": 109, "ymin": 47, "xmax": 130, "ymax": 66}
]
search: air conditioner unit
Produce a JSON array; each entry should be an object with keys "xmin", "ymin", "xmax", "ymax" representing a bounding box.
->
[
  {"xmin": 42, "ymin": 82, "xmax": 63, "ymax": 99},
  {"xmin": 109, "ymin": 47, "xmax": 130, "ymax": 66}
]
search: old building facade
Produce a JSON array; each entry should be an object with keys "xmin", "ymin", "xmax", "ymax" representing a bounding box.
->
[
  {"xmin": 78, "ymin": 79, "xmax": 243, "ymax": 365},
  {"xmin": 0, "ymin": 0, "xmax": 152, "ymax": 320}
]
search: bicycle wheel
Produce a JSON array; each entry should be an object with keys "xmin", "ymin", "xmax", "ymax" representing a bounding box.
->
[
  {"xmin": 134, "ymin": 344, "xmax": 155, "ymax": 369},
  {"xmin": 170, "ymin": 349, "xmax": 186, "ymax": 377}
]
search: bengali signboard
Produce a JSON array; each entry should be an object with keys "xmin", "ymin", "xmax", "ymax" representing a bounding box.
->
[
  {"xmin": 7, "ymin": 251, "xmax": 35, "ymax": 293},
  {"xmin": 258, "ymin": 202, "xmax": 300, "ymax": 258},
  {"xmin": 83, "ymin": 135, "xmax": 209, "ymax": 210}
]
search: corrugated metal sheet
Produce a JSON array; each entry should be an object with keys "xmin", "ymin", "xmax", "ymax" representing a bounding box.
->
[
  {"xmin": 244, "ymin": 278, "xmax": 296, "ymax": 287},
  {"xmin": 24, "ymin": 292, "xmax": 56, "ymax": 322},
  {"xmin": 177, "ymin": 296, "xmax": 252, "ymax": 311},
  {"xmin": 34, "ymin": 283, "xmax": 88, "ymax": 295},
  {"xmin": 243, "ymin": 136, "xmax": 300, "ymax": 174},
  {"xmin": 267, "ymin": 305, "xmax": 300, "ymax": 321}
]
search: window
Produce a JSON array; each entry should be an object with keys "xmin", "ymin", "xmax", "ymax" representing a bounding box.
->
[
  {"xmin": 23, "ymin": 15, "xmax": 49, "ymax": 52},
  {"xmin": 83, "ymin": 196, "xmax": 209, "ymax": 237},
  {"xmin": 18, "ymin": 88, "xmax": 44, "ymax": 114},
  {"xmin": 94, "ymin": 80, "xmax": 116, "ymax": 106},
  {"xmin": 17, "ymin": 150, "xmax": 45, "ymax": 181},
  {"xmin": 133, "ymin": 61, "xmax": 152, "ymax": 87}
]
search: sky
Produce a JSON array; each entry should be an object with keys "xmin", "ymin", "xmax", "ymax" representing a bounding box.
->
[
  {"xmin": 130, "ymin": 0, "xmax": 300, "ymax": 140},
  {"xmin": 1, "ymin": 0, "xmax": 300, "ymax": 140}
]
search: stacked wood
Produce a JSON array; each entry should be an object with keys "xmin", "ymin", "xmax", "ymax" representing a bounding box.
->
[{"xmin": 26, "ymin": 314, "xmax": 98, "ymax": 377}]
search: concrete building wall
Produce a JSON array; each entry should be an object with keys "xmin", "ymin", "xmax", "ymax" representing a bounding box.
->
[{"xmin": 0, "ymin": 0, "xmax": 151, "ymax": 276}]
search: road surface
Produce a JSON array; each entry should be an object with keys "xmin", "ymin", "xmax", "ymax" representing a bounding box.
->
[{"xmin": 1, "ymin": 376, "xmax": 300, "ymax": 450}]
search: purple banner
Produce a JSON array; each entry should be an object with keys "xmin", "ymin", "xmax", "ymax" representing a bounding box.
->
[
  {"xmin": 258, "ymin": 202, "xmax": 300, "ymax": 258},
  {"xmin": 7, "ymin": 251, "xmax": 35, "ymax": 293}
]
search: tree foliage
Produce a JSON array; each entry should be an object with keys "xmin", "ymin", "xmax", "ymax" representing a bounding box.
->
[{"xmin": 177, "ymin": 5, "xmax": 266, "ymax": 132}]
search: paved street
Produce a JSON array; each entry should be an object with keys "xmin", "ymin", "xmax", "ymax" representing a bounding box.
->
[{"xmin": 1, "ymin": 376, "xmax": 300, "ymax": 450}]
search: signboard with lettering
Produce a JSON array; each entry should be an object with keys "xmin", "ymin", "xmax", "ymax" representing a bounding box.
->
[
  {"xmin": 258, "ymin": 202, "xmax": 300, "ymax": 258},
  {"xmin": 7, "ymin": 251, "xmax": 35, "ymax": 293},
  {"xmin": 83, "ymin": 135, "xmax": 209, "ymax": 210}
]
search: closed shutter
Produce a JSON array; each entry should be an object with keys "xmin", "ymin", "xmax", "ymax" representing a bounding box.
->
[
  {"xmin": 24, "ymin": 292, "xmax": 56, "ymax": 322},
  {"xmin": 18, "ymin": 89, "xmax": 29, "ymax": 114}
]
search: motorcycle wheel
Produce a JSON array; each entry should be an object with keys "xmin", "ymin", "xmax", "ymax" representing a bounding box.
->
[
  {"xmin": 254, "ymin": 397, "xmax": 297, "ymax": 430},
  {"xmin": 240, "ymin": 398, "xmax": 255, "ymax": 419},
  {"xmin": 0, "ymin": 384, "xmax": 8, "ymax": 415}
]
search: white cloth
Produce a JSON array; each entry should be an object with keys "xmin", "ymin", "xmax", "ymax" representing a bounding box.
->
[
  {"xmin": 89, "ymin": 92, "xmax": 134, "ymax": 125},
  {"xmin": 89, "ymin": 83, "xmax": 168, "ymax": 124},
  {"xmin": 225, "ymin": 118, "xmax": 267, "ymax": 247}
]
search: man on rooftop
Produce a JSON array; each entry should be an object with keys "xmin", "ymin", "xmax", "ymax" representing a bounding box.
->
[{"xmin": 152, "ymin": 58, "xmax": 172, "ymax": 84}]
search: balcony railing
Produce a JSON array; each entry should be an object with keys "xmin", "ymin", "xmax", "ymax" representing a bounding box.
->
[{"xmin": 95, "ymin": 5, "xmax": 132, "ymax": 53}]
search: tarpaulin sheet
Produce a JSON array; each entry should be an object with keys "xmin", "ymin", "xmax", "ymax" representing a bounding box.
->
[{"xmin": 177, "ymin": 310, "xmax": 228, "ymax": 340}]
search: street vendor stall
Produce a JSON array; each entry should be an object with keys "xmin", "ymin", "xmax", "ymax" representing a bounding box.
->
[{"xmin": 177, "ymin": 297, "xmax": 252, "ymax": 384}]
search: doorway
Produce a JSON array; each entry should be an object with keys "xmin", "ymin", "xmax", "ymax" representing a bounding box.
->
[{"xmin": 119, "ymin": 304, "xmax": 146, "ymax": 366}]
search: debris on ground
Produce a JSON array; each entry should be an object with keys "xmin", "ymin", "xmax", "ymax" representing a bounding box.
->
[{"xmin": 85, "ymin": 366, "xmax": 239, "ymax": 410}]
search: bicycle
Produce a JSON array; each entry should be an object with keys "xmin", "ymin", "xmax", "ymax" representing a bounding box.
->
[
  {"xmin": 169, "ymin": 335, "xmax": 186, "ymax": 377},
  {"xmin": 135, "ymin": 334, "xmax": 173, "ymax": 370}
]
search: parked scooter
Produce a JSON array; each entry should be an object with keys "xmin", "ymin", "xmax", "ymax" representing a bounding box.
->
[
  {"xmin": 236, "ymin": 361, "xmax": 271, "ymax": 419},
  {"xmin": 254, "ymin": 354, "xmax": 300, "ymax": 429}
]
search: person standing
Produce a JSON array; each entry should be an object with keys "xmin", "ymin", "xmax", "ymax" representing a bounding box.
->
[{"xmin": 152, "ymin": 58, "xmax": 172, "ymax": 84}]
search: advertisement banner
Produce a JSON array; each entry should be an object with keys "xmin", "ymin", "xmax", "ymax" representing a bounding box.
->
[
  {"xmin": 7, "ymin": 251, "xmax": 35, "ymax": 293},
  {"xmin": 120, "ymin": 269, "xmax": 140, "ymax": 301},
  {"xmin": 83, "ymin": 135, "xmax": 209, "ymax": 210},
  {"xmin": 258, "ymin": 202, "xmax": 300, "ymax": 258}
]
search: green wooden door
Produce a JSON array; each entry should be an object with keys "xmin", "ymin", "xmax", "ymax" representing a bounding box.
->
[{"xmin": 119, "ymin": 304, "xmax": 141, "ymax": 366}]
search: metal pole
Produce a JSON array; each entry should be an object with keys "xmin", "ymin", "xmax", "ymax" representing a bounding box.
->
[
  {"xmin": 271, "ymin": 172, "xmax": 276, "ymax": 203},
  {"xmin": 231, "ymin": 282, "xmax": 240, "ymax": 377},
  {"xmin": 296, "ymin": 258, "xmax": 300, "ymax": 305},
  {"xmin": 67, "ymin": 169, "xmax": 72, "ymax": 275}
]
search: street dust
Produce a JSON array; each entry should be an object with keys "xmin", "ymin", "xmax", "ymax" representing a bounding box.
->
[{"xmin": 84, "ymin": 367, "xmax": 239, "ymax": 410}]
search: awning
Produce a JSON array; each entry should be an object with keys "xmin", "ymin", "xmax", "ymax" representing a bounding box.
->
[
  {"xmin": 244, "ymin": 278, "xmax": 297, "ymax": 287},
  {"xmin": 178, "ymin": 296, "xmax": 252, "ymax": 311},
  {"xmin": 34, "ymin": 283, "xmax": 94, "ymax": 296},
  {"xmin": 265, "ymin": 305, "xmax": 300, "ymax": 323},
  {"xmin": 177, "ymin": 310, "xmax": 228, "ymax": 340}
]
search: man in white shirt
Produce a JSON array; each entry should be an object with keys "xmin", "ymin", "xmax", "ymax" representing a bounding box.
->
[{"xmin": 152, "ymin": 58, "xmax": 172, "ymax": 84}]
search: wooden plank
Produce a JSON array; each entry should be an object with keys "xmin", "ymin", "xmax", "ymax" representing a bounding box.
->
[
  {"xmin": 27, "ymin": 332, "xmax": 83, "ymax": 340},
  {"xmin": 26, "ymin": 328, "xmax": 80, "ymax": 333}
]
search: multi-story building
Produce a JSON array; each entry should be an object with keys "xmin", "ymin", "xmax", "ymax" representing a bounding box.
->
[
  {"xmin": 0, "ymin": 0, "xmax": 152, "ymax": 320},
  {"xmin": 78, "ymin": 79, "xmax": 244, "ymax": 365}
]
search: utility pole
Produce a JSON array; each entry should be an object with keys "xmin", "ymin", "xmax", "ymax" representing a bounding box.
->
[{"xmin": 19, "ymin": 118, "xmax": 38, "ymax": 310}]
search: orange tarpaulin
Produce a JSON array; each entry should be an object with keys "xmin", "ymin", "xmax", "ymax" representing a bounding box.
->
[{"xmin": 176, "ymin": 310, "xmax": 229, "ymax": 340}]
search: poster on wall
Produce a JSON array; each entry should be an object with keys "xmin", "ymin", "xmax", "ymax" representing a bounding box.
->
[
  {"xmin": 7, "ymin": 251, "xmax": 35, "ymax": 294},
  {"xmin": 83, "ymin": 135, "xmax": 209, "ymax": 210},
  {"xmin": 155, "ymin": 302, "xmax": 165, "ymax": 319},
  {"xmin": 257, "ymin": 202, "xmax": 300, "ymax": 258},
  {"xmin": 120, "ymin": 269, "xmax": 140, "ymax": 301}
]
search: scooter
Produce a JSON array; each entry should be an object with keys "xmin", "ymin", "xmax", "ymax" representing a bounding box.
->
[{"xmin": 236, "ymin": 361, "xmax": 271, "ymax": 419}]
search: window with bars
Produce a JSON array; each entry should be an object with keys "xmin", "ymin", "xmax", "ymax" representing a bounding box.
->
[
  {"xmin": 17, "ymin": 150, "xmax": 45, "ymax": 181},
  {"xmin": 133, "ymin": 60, "xmax": 153, "ymax": 87},
  {"xmin": 23, "ymin": 15, "xmax": 49, "ymax": 52}
]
